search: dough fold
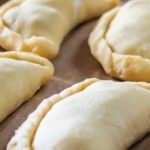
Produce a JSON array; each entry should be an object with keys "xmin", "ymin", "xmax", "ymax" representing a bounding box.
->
[
  {"xmin": 89, "ymin": 0, "xmax": 150, "ymax": 82},
  {"xmin": 7, "ymin": 78, "xmax": 150, "ymax": 150},
  {"xmin": 0, "ymin": 51, "xmax": 54, "ymax": 123},
  {"xmin": 0, "ymin": 0, "xmax": 119, "ymax": 59}
]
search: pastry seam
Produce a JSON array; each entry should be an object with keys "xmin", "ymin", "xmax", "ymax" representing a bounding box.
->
[
  {"xmin": 0, "ymin": 51, "xmax": 54, "ymax": 69},
  {"xmin": 7, "ymin": 78, "xmax": 98, "ymax": 150},
  {"xmin": 89, "ymin": 7, "xmax": 150, "ymax": 82},
  {"xmin": 0, "ymin": 0, "xmax": 58, "ymax": 59},
  {"xmin": 7, "ymin": 78, "xmax": 150, "ymax": 150}
]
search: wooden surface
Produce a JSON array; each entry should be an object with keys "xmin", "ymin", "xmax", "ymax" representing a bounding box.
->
[{"xmin": 0, "ymin": 0, "xmax": 150, "ymax": 149}]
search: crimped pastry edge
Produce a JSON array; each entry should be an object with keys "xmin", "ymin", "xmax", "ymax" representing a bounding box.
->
[
  {"xmin": 0, "ymin": 0, "xmax": 58, "ymax": 59},
  {"xmin": 89, "ymin": 7, "xmax": 150, "ymax": 82},
  {"xmin": 7, "ymin": 78, "xmax": 98, "ymax": 150}
]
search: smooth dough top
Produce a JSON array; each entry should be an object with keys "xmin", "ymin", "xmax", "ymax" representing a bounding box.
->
[
  {"xmin": 0, "ymin": 0, "xmax": 119, "ymax": 59},
  {"xmin": 32, "ymin": 80, "xmax": 150, "ymax": 150},
  {"xmin": 3, "ymin": 0, "xmax": 118, "ymax": 39},
  {"xmin": 89, "ymin": 0, "xmax": 150, "ymax": 82},
  {"xmin": 0, "ymin": 51, "xmax": 54, "ymax": 123},
  {"xmin": 7, "ymin": 79, "xmax": 150, "ymax": 150},
  {"xmin": 106, "ymin": 0, "xmax": 150, "ymax": 59}
]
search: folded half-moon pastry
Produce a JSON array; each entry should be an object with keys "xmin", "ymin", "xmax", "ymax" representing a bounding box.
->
[
  {"xmin": 0, "ymin": 51, "xmax": 54, "ymax": 123},
  {"xmin": 89, "ymin": 0, "xmax": 150, "ymax": 82},
  {"xmin": 7, "ymin": 78, "xmax": 150, "ymax": 150},
  {"xmin": 0, "ymin": 0, "xmax": 119, "ymax": 59}
]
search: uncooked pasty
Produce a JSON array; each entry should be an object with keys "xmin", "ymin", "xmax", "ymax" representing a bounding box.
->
[
  {"xmin": 0, "ymin": 51, "xmax": 54, "ymax": 123},
  {"xmin": 7, "ymin": 78, "xmax": 150, "ymax": 150},
  {"xmin": 89, "ymin": 0, "xmax": 150, "ymax": 82},
  {"xmin": 0, "ymin": 0, "xmax": 119, "ymax": 59}
]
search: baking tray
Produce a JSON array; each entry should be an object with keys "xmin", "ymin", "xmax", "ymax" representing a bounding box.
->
[{"xmin": 0, "ymin": 0, "xmax": 150, "ymax": 149}]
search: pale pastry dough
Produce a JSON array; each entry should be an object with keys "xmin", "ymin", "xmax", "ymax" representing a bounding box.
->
[
  {"xmin": 0, "ymin": 51, "xmax": 54, "ymax": 123},
  {"xmin": 7, "ymin": 78, "xmax": 150, "ymax": 150},
  {"xmin": 0, "ymin": 0, "xmax": 119, "ymax": 59},
  {"xmin": 89, "ymin": 0, "xmax": 150, "ymax": 82}
]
